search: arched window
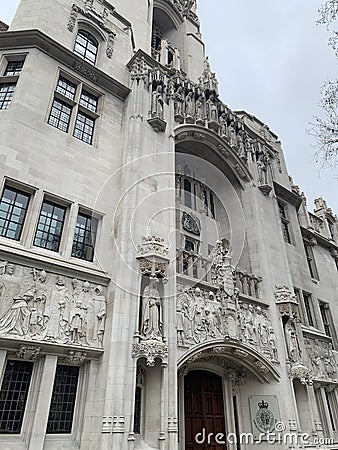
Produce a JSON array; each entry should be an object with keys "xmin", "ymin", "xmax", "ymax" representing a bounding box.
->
[{"xmin": 74, "ymin": 30, "xmax": 98, "ymax": 65}]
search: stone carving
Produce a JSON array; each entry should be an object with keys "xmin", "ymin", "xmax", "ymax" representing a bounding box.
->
[
  {"xmin": 210, "ymin": 240, "xmax": 234, "ymax": 295},
  {"xmin": 305, "ymin": 338, "xmax": 337, "ymax": 382},
  {"xmin": 140, "ymin": 277, "xmax": 163, "ymax": 341},
  {"xmin": 0, "ymin": 262, "xmax": 106, "ymax": 350},
  {"xmin": 284, "ymin": 321, "xmax": 302, "ymax": 363},
  {"xmin": 130, "ymin": 57, "xmax": 148, "ymax": 83},
  {"xmin": 138, "ymin": 235, "xmax": 169, "ymax": 257},
  {"xmin": 0, "ymin": 262, "xmax": 22, "ymax": 318},
  {"xmin": 68, "ymin": 4, "xmax": 80, "ymax": 32},
  {"xmin": 132, "ymin": 341, "xmax": 168, "ymax": 367},
  {"xmin": 106, "ymin": 32, "xmax": 116, "ymax": 58},
  {"xmin": 176, "ymin": 284, "xmax": 278, "ymax": 363},
  {"xmin": 289, "ymin": 363, "xmax": 313, "ymax": 385},
  {"xmin": 16, "ymin": 344, "xmax": 41, "ymax": 360},
  {"xmin": 151, "ymin": 81, "xmax": 165, "ymax": 119},
  {"xmin": 74, "ymin": 62, "xmax": 98, "ymax": 82},
  {"xmin": 68, "ymin": 1, "xmax": 117, "ymax": 59},
  {"xmin": 182, "ymin": 211, "xmax": 201, "ymax": 236},
  {"xmin": 62, "ymin": 350, "xmax": 88, "ymax": 365}
]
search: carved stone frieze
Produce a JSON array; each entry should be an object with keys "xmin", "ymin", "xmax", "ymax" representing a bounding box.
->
[
  {"xmin": 176, "ymin": 283, "xmax": 279, "ymax": 363},
  {"xmin": 0, "ymin": 262, "xmax": 106, "ymax": 350},
  {"xmin": 305, "ymin": 337, "xmax": 337, "ymax": 383},
  {"xmin": 74, "ymin": 62, "xmax": 98, "ymax": 82},
  {"xmin": 132, "ymin": 341, "xmax": 168, "ymax": 367}
]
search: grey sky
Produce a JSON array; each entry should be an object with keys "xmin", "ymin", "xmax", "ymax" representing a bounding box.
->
[{"xmin": 1, "ymin": 0, "xmax": 337, "ymax": 212}]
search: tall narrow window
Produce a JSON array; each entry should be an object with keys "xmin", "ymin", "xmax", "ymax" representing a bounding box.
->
[
  {"xmin": 302, "ymin": 292, "xmax": 314, "ymax": 327},
  {"xmin": 319, "ymin": 302, "xmax": 332, "ymax": 337},
  {"xmin": 0, "ymin": 360, "xmax": 33, "ymax": 434},
  {"xmin": 74, "ymin": 30, "xmax": 98, "ymax": 65},
  {"xmin": 184, "ymin": 178, "xmax": 192, "ymax": 209},
  {"xmin": 71, "ymin": 212, "xmax": 98, "ymax": 261},
  {"xmin": 34, "ymin": 200, "xmax": 66, "ymax": 252},
  {"xmin": 278, "ymin": 202, "xmax": 291, "ymax": 243},
  {"xmin": 304, "ymin": 241, "xmax": 318, "ymax": 279},
  {"xmin": 134, "ymin": 386, "xmax": 142, "ymax": 434},
  {"xmin": 47, "ymin": 365, "xmax": 79, "ymax": 434},
  {"xmin": 0, "ymin": 186, "xmax": 30, "ymax": 240},
  {"xmin": 210, "ymin": 191, "xmax": 215, "ymax": 219},
  {"xmin": 325, "ymin": 390, "xmax": 338, "ymax": 432}
]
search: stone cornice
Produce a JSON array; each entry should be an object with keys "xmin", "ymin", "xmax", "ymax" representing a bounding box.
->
[
  {"xmin": 273, "ymin": 181, "xmax": 302, "ymax": 209},
  {"xmin": 0, "ymin": 240, "xmax": 111, "ymax": 286},
  {"xmin": 0, "ymin": 29, "xmax": 130, "ymax": 100},
  {"xmin": 300, "ymin": 225, "xmax": 338, "ymax": 252}
]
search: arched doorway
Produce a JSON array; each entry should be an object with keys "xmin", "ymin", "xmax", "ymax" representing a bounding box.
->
[{"xmin": 184, "ymin": 370, "xmax": 226, "ymax": 449}]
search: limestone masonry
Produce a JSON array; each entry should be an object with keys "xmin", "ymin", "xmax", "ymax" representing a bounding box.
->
[{"xmin": 0, "ymin": 1, "xmax": 337, "ymax": 449}]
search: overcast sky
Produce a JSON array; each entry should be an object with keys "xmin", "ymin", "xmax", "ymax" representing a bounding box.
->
[{"xmin": 1, "ymin": 0, "xmax": 337, "ymax": 212}]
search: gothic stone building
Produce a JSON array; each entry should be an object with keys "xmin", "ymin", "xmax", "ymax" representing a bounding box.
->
[{"xmin": 0, "ymin": 1, "xmax": 337, "ymax": 449}]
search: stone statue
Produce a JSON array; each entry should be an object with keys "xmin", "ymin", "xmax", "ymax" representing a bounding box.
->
[
  {"xmin": 141, "ymin": 277, "xmax": 162, "ymax": 340},
  {"xmin": 284, "ymin": 321, "xmax": 302, "ymax": 363},
  {"xmin": 184, "ymin": 91, "xmax": 194, "ymax": 117},
  {"xmin": 151, "ymin": 83, "xmax": 164, "ymax": 118}
]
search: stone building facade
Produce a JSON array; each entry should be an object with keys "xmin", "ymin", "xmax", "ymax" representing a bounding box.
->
[{"xmin": 0, "ymin": 1, "xmax": 337, "ymax": 449}]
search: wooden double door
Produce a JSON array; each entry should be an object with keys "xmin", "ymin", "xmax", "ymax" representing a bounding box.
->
[{"xmin": 184, "ymin": 370, "xmax": 227, "ymax": 450}]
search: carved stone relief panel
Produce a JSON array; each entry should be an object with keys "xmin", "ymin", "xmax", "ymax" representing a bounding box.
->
[
  {"xmin": 0, "ymin": 261, "xmax": 106, "ymax": 350},
  {"xmin": 304, "ymin": 337, "xmax": 337, "ymax": 382},
  {"xmin": 176, "ymin": 284, "xmax": 278, "ymax": 363}
]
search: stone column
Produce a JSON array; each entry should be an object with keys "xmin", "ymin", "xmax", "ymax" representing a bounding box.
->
[
  {"xmin": 224, "ymin": 369, "xmax": 236, "ymax": 450},
  {"xmin": 28, "ymin": 355, "xmax": 58, "ymax": 450},
  {"xmin": 0, "ymin": 350, "xmax": 7, "ymax": 378}
]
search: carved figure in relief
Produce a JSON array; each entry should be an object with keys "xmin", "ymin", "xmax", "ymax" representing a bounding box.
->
[
  {"xmin": 71, "ymin": 278, "xmax": 82, "ymax": 304},
  {"xmin": 44, "ymin": 276, "xmax": 70, "ymax": 342},
  {"xmin": 0, "ymin": 293, "xmax": 32, "ymax": 336},
  {"xmin": 29, "ymin": 269, "xmax": 48, "ymax": 331},
  {"xmin": 141, "ymin": 277, "xmax": 162, "ymax": 340},
  {"xmin": 89, "ymin": 285, "xmax": 106, "ymax": 346},
  {"xmin": 70, "ymin": 299, "xmax": 85, "ymax": 344},
  {"xmin": 0, "ymin": 263, "xmax": 21, "ymax": 317},
  {"xmin": 176, "ymin": 303, "xmax": 185, "ymax": 345}
]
